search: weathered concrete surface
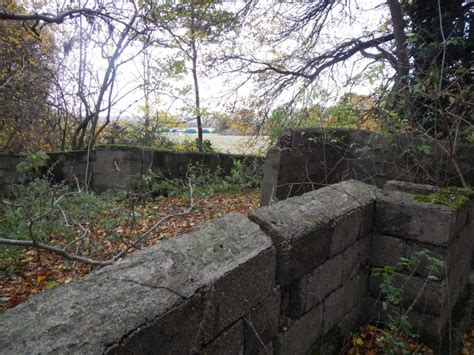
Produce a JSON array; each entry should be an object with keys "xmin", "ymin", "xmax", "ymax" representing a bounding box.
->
[
  {"xmin": 243, "ymin": 289, "xmax": 280, "ymax": 355},
  {"xmin": 0, "ymin": 147, "xmax": 264, "ymax": 193},
  {"xmin": 202, "ymin": 320, "xmax": 244, "ymax": 355},
  {"xmin": 370, "ymin": 234, "xmax": 407, "ymax": 268},
  {"xmin": 329, "ymin": 208, "xmax": 362, "ymax": 257},
  {"xmin": 383, "ymin": 180, "xmax": 440, "ymax": 195},
  {"xmin": 369, "ymin": 272, "xmax": 449, "ymax": 316},
  {"xmin": 250, "ymin": 180, "xmax": 376, "ymax": 286},
  {"xmin": 260, "ymin": 127, "xmax": 474, "ymax": 205},
  {"xmin": 290, "ymin": 254, "xmax": 344, "ymax": 318},
  {"xmin": 0, "ymin": 213, "xmax": 275, "ymax": 354},
  {"xmin": 374, "ymin": 189, "xmax": 460, "ymax": 246},
  {"xmin": 274, "ymin": 303, "xmax": 323, "ymax": 355}
]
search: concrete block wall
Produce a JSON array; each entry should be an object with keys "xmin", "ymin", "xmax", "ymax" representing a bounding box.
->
[
  {"xmin": 249, "ymin": 180, "xmax": 376, "ymax": 353},
  {"xmin": 0, "ymin": 213, "xmax": 277, "ymax": 354},
  {"xmin": 0, "ymin": 147, "xmax": 263, "ymax": 193},
  {"xmin": 0, "ymin": 180, "xmax": 472, "ymax": 354},
  {"xmin": 367, "ymin": 181, "xmax": 474, "ymax": 347},
  {"xmin": 261, "ymin": 128, "xmax": 474, "ymax": 205}
]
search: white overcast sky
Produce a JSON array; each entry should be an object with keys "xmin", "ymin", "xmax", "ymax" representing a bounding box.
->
[{"xmin": 52, "ymin": 0, "xmax": 391, "ymax": 118}]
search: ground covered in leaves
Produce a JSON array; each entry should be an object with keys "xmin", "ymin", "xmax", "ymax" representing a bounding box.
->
[
  {"xmin": 0, "ymin": 190, "xmax": 259, "ymax": 310},
  {"xmin": 346, "ymin": 324, "xmax": 474, "ymax": 354},
  {"xmin": 346, "ymin": 324, "xmax": 433, "ymax": 354}
]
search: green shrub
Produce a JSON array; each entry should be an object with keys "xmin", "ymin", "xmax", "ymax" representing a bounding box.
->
[{"xmin": 371, "ymin": 249, "xmax": 443, "ymax": 354}]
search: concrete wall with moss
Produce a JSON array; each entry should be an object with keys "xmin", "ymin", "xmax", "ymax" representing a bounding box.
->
[
  {"xmin": 1, "ymin": 179, "xmax": 472, "ymax": 354},
  {"xmin": 0, "ymin": 147, "xmax": 264, "ymax": 193},
  {"xmin": 261, "ymin": 128, "xmax": 474, "ymax": 206}
]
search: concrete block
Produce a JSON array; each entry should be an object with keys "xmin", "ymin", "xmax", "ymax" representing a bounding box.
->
[
  {"xmin": 244, "ymin": 290, "xmax": 281, "ymax": 355},
  {"xmin": 365, "ymin": 296, "xmax": 448, "ymax": 344},
  {"xmin": 342, "ymin": 238, "xmax": 369, "ymax": 281},
  {"xmin": 383, "ymin": 180, "xmax": 440, "ymax": 195},
  {"xmin": 467, "ymin": 201, "xmax": 474, "ymax": 224},
  {"xmin": 337, "ymin": 298, "xmax": 366, "ymax": 339},
  {"xmin": 449, "ymin": 222, "xmax": 474, "ymax": 269},
  {"xmin": 0, "ymin": 213, "xmax": 274, "ymax": 354},
  {"xmin": 454, "ymin": 204, "xmax": 469, "ymax": 235},
  {"xmin": 329, "ymin": 208, "xmax": 362, "ymax": 257},
  {"xmin": 404, "ymin": 241, "xmax": 446, "ymax": 280},
  {"xmin": 369, "ymin": 271, "xmax": 448, "ymax": 316},
  {"xmin": 323, "ymin": 280, "xmax": 355, "ymax": 332},
  {"xmin": 374, "ymin": 189, "xmax": 458, "ymax": 246},
  {"xmin": 107, "ymin": 295, "xmax": 203, "ymax": 355},
  {"xmin": 274, "ymin": 304, "xmax": 323, "ymax": 355},
  {"xmin": 370, "ymin": 234, "xmax": 407, "ymax": 268},
  {"xmin": 353, "ymin": 269, "xmax": 369, "ymax": 306},
  {"xmin": 202, "ymin": 218, "xmax": 276, "ymax": 342},
  {"xmin": 290, "ymin": 254, "xmax": 344, "ymax": 318},
  {"xmin": 256, "ymin": 342, "xmax": 273, "ymax": 355},
  {"xmin": 251, "ymin": 180, "xmax": 376, "ymax": 286},
  {"xmin": 202, "ymin": 321, "xmax": 243, "ymax": 355},
  {"xmin": 359, "ymin": 204, "xmax": 374, "ymax": 238},
  {"xmin": 250, "ymin": 199, "xmax": 331, "ymax": 287}
]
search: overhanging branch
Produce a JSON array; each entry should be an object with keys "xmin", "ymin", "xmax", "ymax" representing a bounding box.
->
[{"xmin": 0, "ymin": 8, "xmax": 97, "ymax": 24}]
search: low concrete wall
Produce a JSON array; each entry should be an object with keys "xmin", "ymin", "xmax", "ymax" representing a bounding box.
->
[
  {"xmin": 261, "ymin": 128, "xmax": 474, "ymax": 205},
  {"xmin": 368, "ymin": 181, "xmax": 474, "ymax": 347},
  {"xmin": 0, "ymin": 147, "xmax": 264, "ymax": 193},
  {"xmin": 0, "ymin": 180, "xmax": 472, "ymax": 354}
]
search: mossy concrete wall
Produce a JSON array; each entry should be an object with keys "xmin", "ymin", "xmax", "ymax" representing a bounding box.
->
[
  {"xmin": 261, "ymin": 128, "xmax": 474, "ymax": 206},
  {"xmin": 0, "ymin": 180, "xmax": 472, "ymax": 354},
  {"xmin": 0, "ymin": 147, "xmax": 264, "ymax": 193}
]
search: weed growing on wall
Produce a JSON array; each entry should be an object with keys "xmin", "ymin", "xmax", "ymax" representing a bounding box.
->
[{"xmin": 366, "ymin": 250, "xmax": 443, "ymax": 354}]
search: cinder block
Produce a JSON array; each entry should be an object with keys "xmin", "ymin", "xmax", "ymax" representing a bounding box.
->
[
  {"xmin": 374, "ymin": 189, "xmax": 460, "ymax": 246},
  {"xmin": 455, "ymin": 204, "xmax": 469, "ymax": 235},
  {"xmin": 404, "ymin": 241, "xmax": 447, "ymax": 280},
  {"xmin": 107, "ymin": 295, "xmax": 204, "ymax": 355},
  {"xmin": 337, "ymin": 298, "xmax": 366, "ymax": 339},
  {"xmin": 342, "ymin": 238, "xmax": 369, "ymax": 281},
  {"xmin": 0, "ymin": 213, "xmax": 275, "ymax": 354},
  {"xmin": 449, "ymin": 222, "xmax": 474, "ymax": 269},
  {"xmin": 203, "ymin": 237, "xmax": 276, "ymax": 342},
  {"xmin": 323, "ymin": 280, "xmax": 355, "ymax": 332},
  {"xmin": 203, "ymin": 321, "xmax": 243, "ymax": 355},
  {"xmin": 251, "ymin": 180, "xmax": 376, "ymax": 286},
  {"xmin": 244, "ymin": 290, "xmax": 281, "ymax": 355},
  {"xmin": 256, "ymin": 342, "xmax": 273, "ymax": 355},
  {"xmin": 383, "ymin": 180, "xmax": 440, "ymax": 195},
  {"xmin": 359, "ymin": 204, "xmax": 374, "ymax": 238},
  {"xmin": 329, "ymin": 209, "xmax": 362, "ymax": 257},
  {"xmin": 365, "ymin": 296, "xmax": 448, "ymax": 343},
  {"xmin": 369, "ymin": 271, "xmax": 448, "ymax": 316},
  {"xmin": 370, "ymin": 234, "xmax": 407, "ymax": 268},
  {"xmin": 353, "ymin": 270, "xmax": 369, "ymax": 306},
  {"xmin": 290, "ymin": 254, "xmax": 344, "ymax": 318},
  {"xmin": 274, "ymin": 304, "xmax": 323, "ymax": 355},
  {"xmin": 250, "ymin": 198, "xmax": 331, "ymax": 286},
  {"xmin": 467, "ymin": 201, "xmax": 474, "ymax": 224}
]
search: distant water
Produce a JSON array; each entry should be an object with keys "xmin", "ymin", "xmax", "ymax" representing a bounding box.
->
[{"xmin": 165, "ymin": 133, "xmax": 269, "ymax": 155}]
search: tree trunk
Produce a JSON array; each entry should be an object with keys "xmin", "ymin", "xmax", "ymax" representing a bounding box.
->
[{"xmin": 190, "ymin": 5, "xmax": 203, "ymax": 152}]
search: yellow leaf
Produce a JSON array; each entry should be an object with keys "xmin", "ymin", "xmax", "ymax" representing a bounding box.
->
[
  {"xmin": 37, "ymin": 275, "xmax": 46, "ymax": 284},
  {"xmin": 352, "ymin": 337, "xmax": 364, "ymax": 347},
  {"xmin": 45, "ymin": 280, "xmax": 58, "ymax": 289}
]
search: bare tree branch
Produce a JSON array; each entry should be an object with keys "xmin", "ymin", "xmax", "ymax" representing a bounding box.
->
[{"xmin": 0, "ymin": 8, "xmax": 98, "ymax": 24}]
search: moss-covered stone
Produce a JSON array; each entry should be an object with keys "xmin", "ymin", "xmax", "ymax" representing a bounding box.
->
[{"xmin": 414, "ymin": 186, "xmax": 474, "ymax": 209}]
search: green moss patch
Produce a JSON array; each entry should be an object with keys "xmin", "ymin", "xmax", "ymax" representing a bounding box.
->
[{"xmin": 414, "ymin": 186, "xmax": 474, "ymax": 209}]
